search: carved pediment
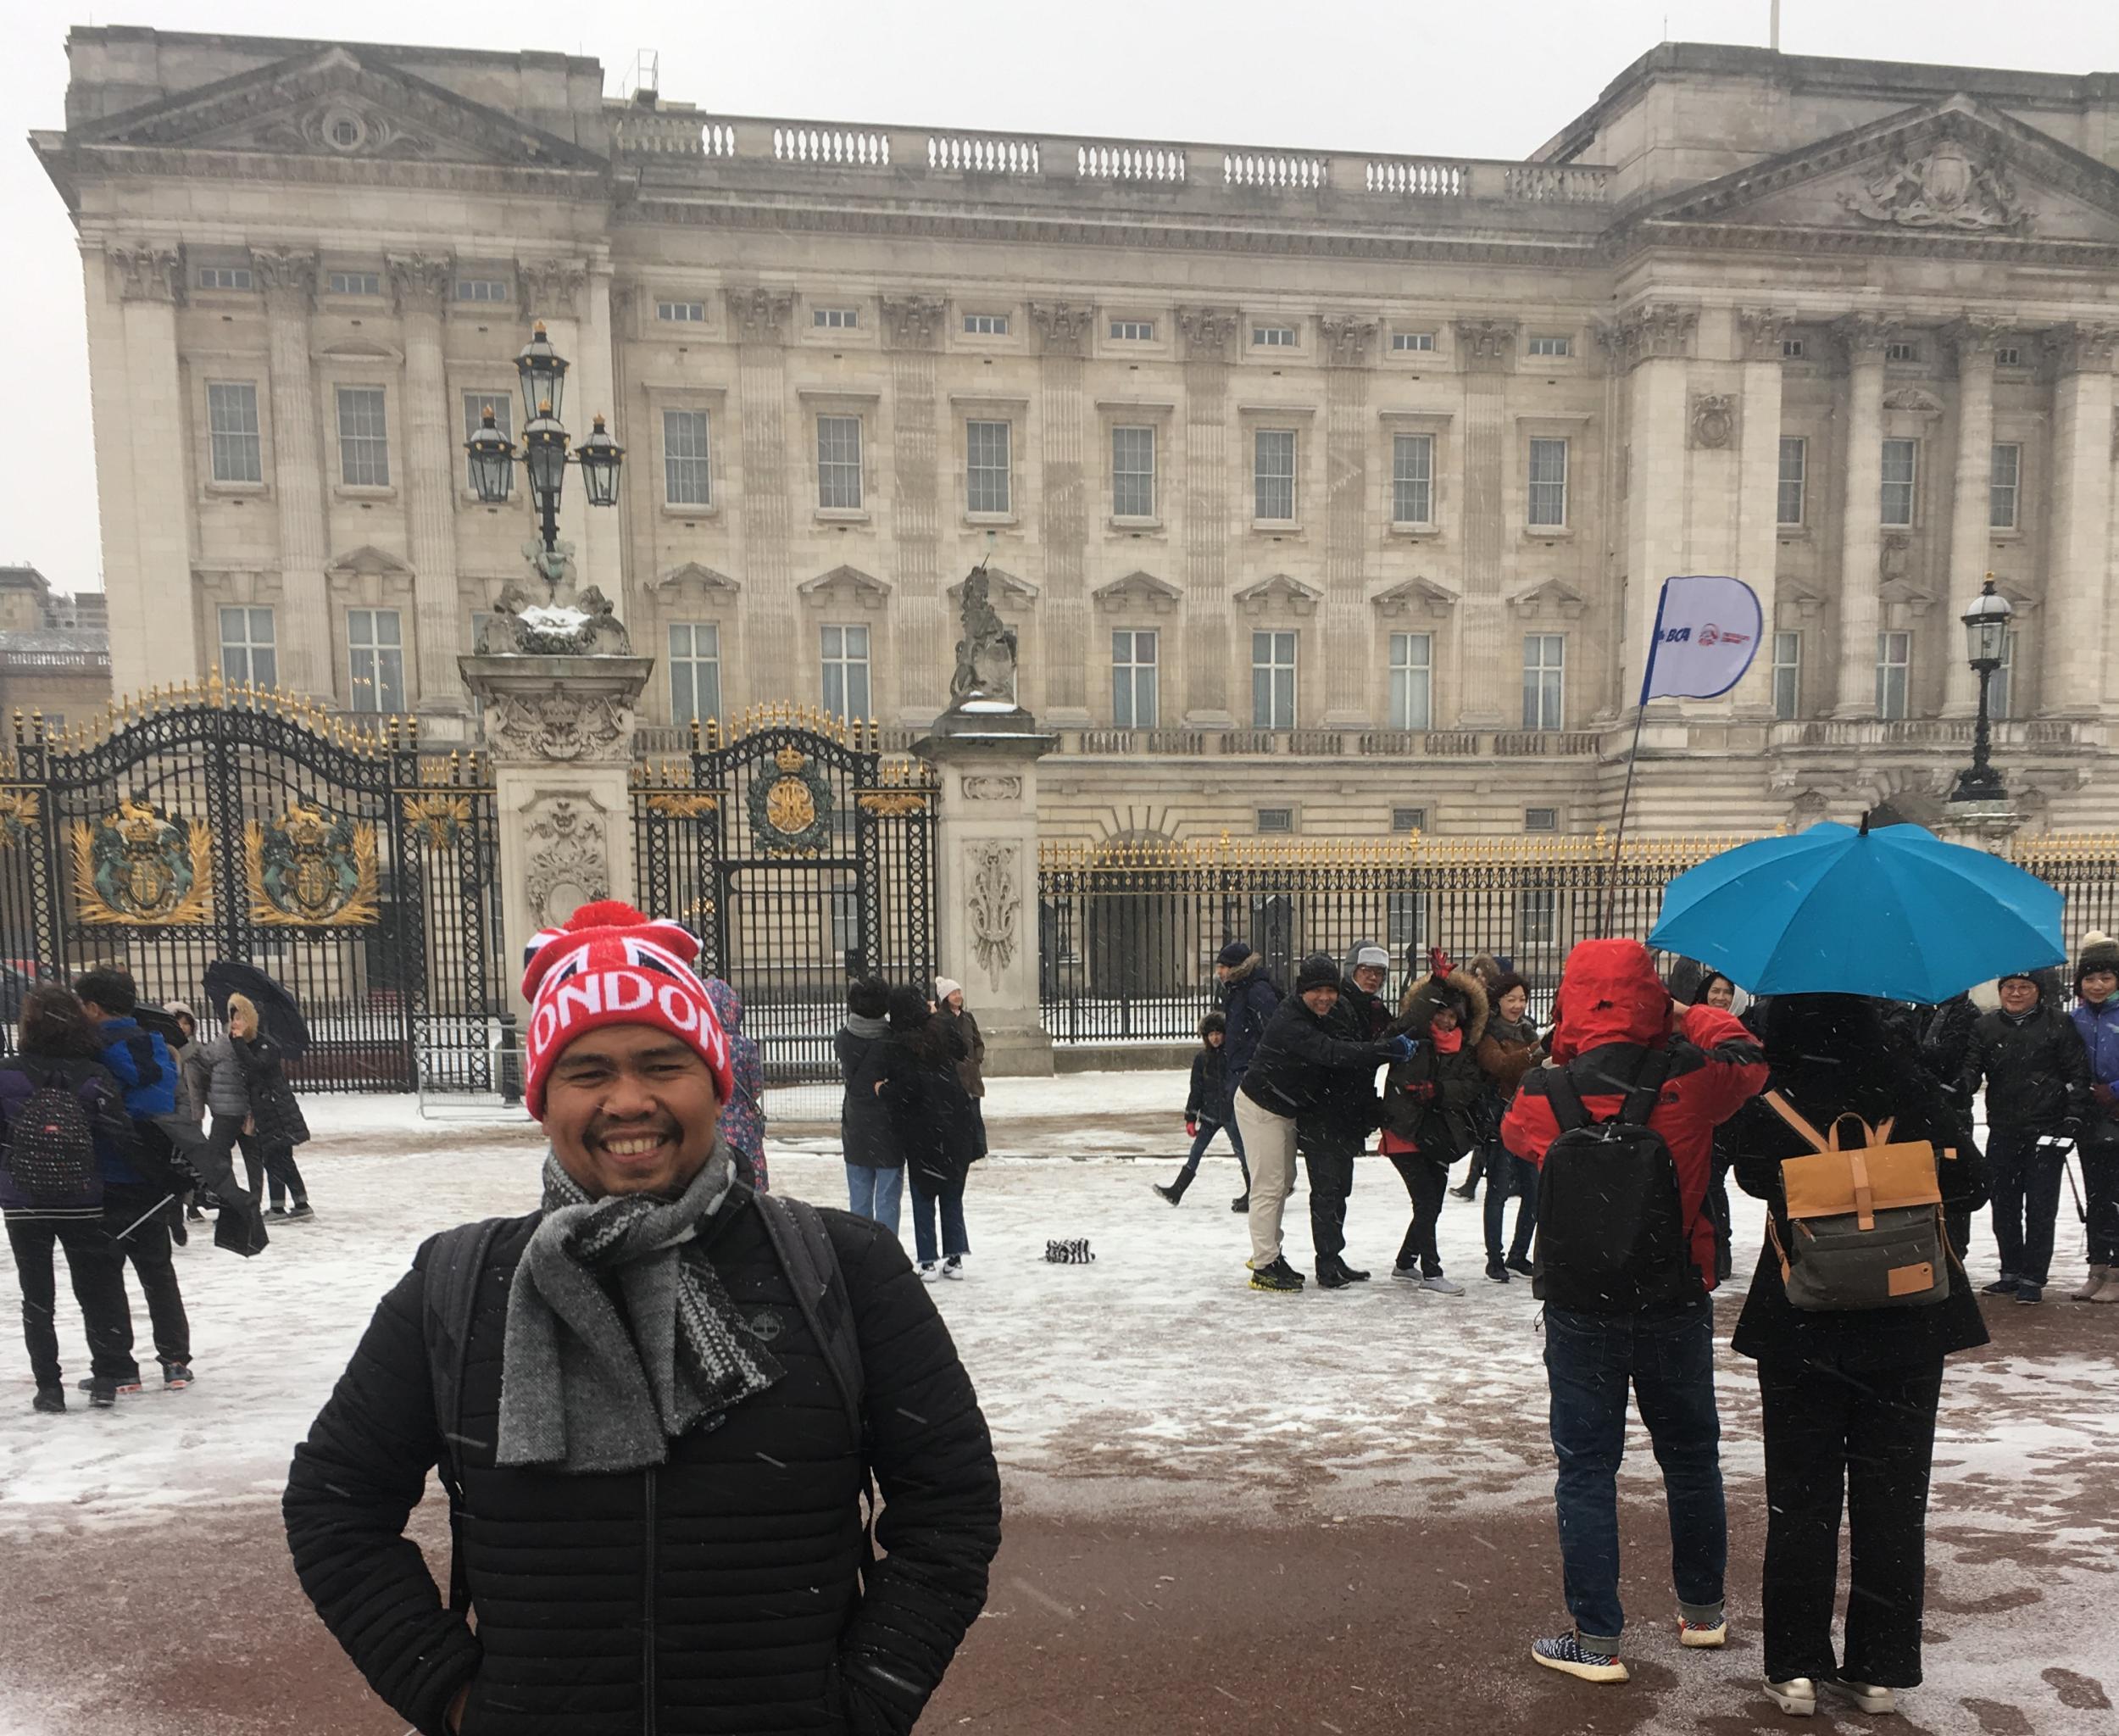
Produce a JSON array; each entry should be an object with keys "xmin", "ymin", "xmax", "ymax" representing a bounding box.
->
[
  {"xmin": 798, "ymin": 565, "xmax": 891, "ymax": 609},
  {"xmin": 75, "ymin": 44, "xmax": 602, "ymax": 170},
  {"xmin": 1636, "ymin": 95, "xmax": 2119, "ymax": 251},
  {"xmin": 1369, "ymin": 576, "xmax": 1460, "ymax": 620},
  {"xmin": 1233, "ymin": 573, "xmax": 1322, "ymax": 617},
  {"xmin": 1092, "ymin": 570, "xmax": 1181, "ymax": 615},
  {"xmin": 1882, "ymin": 387, "xmax": 1944, "ymax": 416},
  {"xmin": 948, "ymin": 565, "xmax": 1039, "ymax": 604},
  {"xmin": 1507, "ymin": 577, "xmax": 1588, "ymax": 620},
  {"xmin": 1878, "ymin": 572, "xmax": 1938, "ymax": 617},
  {"xmin": 325, "ymin": 544, "xmax": 414, "ymax": 578},
  {"xmin": 315, "ymin": 336, "xmax": 403, "ymax": 363},
  {"xmin": 652, "ymin": 562, "xmax": 740, "ymax": 598}
]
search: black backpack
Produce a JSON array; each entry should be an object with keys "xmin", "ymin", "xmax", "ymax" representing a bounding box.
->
[
  {"xmin": 4, "ymin": 1071, "xmax": 101, "ymax": 1207},
  {"xmin": 419, "ymin": 1191, "xmax": 867, "ymax": 1613},
  {"xmin": 1533, "ymin": 1051, "xmax": 1698, "ymax": 1314}
]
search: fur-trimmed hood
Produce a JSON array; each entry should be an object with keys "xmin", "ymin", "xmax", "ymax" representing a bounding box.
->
[
  {"xmin": 1222, "ymin": 952, "xmax": 1265, "ymax": 985},
  {"xmin": 1396, "ymin": 965, "xmax": 1490, "ymax": 1047}
]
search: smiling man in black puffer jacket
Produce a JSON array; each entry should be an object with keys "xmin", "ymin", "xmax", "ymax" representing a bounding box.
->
[{"xmin": 284, "ymin": 902, "xmax": 1001, "ymax": 1736}]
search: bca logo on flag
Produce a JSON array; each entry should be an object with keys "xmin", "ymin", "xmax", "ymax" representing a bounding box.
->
[{"xmin": 1643, "ymin": 576, "xmax": 1763, "ymax": 701}]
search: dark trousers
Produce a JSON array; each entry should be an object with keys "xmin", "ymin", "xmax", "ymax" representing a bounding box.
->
[
  {"xmin": 6, "ymin": 1216, "xmax": 136, "ymax": 1389},
  {"xmin": 1483, "ymin": 1149, "xmax": 1538, "ymax": 1263},
  {"xmin": 909, "ymin": 1170, "xmax": 969, "ymax": 1265},
  {"xmin": 1988, "ymin": 1126, "xmax": 2065, "ymax": 1285},
  {"xmin": 102, "ymin": 1182, "xmax": 190, "ymax": 1369},
  {"xmin": 1304, "ymin": 1149, "xmax": 1356, "ymax": 1266},
  {"xmin": 1543, "ymin": 1300, "xmax": 1727, "ymax": 1647},
  {"xmin": 1224, "ymin": 1070, "xmax": 1252, "ymax": 1186},
  {"xmin": 1757, "ymin": 1356, "xmax": 1944, "ymax": 1689},
  {"xmin": 209, "ymin": 1116, "xmax": 307, "ymax": 1209},
  {"xmin": 2083, "ymin": 1148, "xmax": 2119, "ymax": 1266},
  {"xmin": 1388, "ymin": 1149, "xmax": 1450, "ymax": 1275},
  {"xmin": 1177, "ymin": 1119, "xmax": 1249, "ymax": 1185}
]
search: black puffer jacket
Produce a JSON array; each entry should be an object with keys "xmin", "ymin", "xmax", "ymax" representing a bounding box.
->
[
  {"xmin": 836, "ymin": 1022, "xmax": 903, "ymax": 1170},
  {"xmin": 1220, "ymin": 956, "xmax": 1282, "ymax": 1080},
  {"xmin": 284, "ymin": 1194, "xmax": 1000, "ymax": 1736},
  {"xmin": 1237, "ymin": 994, "xmax": 1401, "ymax": 1121},
  {"xmin": 1185, "ymin": 1043, "xmax": 1231, "ymax": 1127},
  {"xmin": 1960, "ymin": 996, "xmax": 2092, "ymax": 1134},
  {"xmin": 879, "ymin": 1021, "xmax": 979, "ymax": 1187}
]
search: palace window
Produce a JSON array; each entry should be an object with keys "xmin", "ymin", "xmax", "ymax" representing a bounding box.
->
[
  {"xmin": 453, "ymin": 277, "xmax": 509, "ymax": 303},
  {"xmin": 1525, "ymin": 807, "xmax": 1558, "ymax": 832},
  {"xmin": 1522, "ymin": 635, "xmax": 1565, "ymax": 731},
  {"xmin": 1527, "ymin": 335, "xmax": 1572, "ymax": 358},
  {"xmin": 336, "ymin": 387, "xmax": 390, "ymax": 487},
  {"xmin": 1112, "ymin": 629, "xmax": 1159, "ymax": 730},
  {"xmin": 1392, "ymin": 331, "xmax": 1436, "ymax": 352},
  {"xmin": 207, "ymin": 382, "xmax": 262, "ymax": 484},
  {"xmin": 1256, "ymin": 808, "xmax": 1294, "ymax": 833},
  {"xmin": 966, "ymin": 420, "xmax": 1012, "ymax": 515},
  {"xmin": 1110, "ymin": 319, "xmax": 1154, "ymax": 342},
  {"xmin": 1388, "ymin": 632, "xmax": 1432, "ymax": 732},
  {"xmin": 1994, "ymin": 346, "xmax": 2022, "ymax": 367},
  {"xmin": 197, "ymin": 266, "xmax": 253, "ymax": 292},
  {"xmin": 1112, "ymin": 426, "xmax": 1156, "ymax": 519},
  {"xmin": 1777, "ymin": 437, "xmax": 1806, "ymax": 526},
  {"xmin": 1527, "ymin": 437, "xmax": 1569, "ymax": 527},
  {"xmin": 1254, "ymin": 430, "xmax": 1297, "ymax": 521},
  {"xmin": 813, "ymin": 307, "xmax": 859, "ymax": 329},
  {"xmin": 1253, "ymin": 631, "xmax": 1298, "ymax": 730},
  {"xmin": 1881, "ymin": 438, "xmax": 1916, "ymax": 526},
  {"xmin": 1989, "ymin": 442, "xmax": 2021, "ymax": 530},
  {"xmin": 963, "ymin": 312, "xmax": 1009, "ymax": 336},
  {"xmin": 1252, "ymin": 324, "xmax": 1298, "ymax": 348},
  {"xmin": 663, "ymin": 409, "xmax": 712, "ymax": 507},
  {"xmin": 1391, "ymin": 807, "xmax": 1427, "ymax": 835},
  {"xmin": 1519, "ymin": 887, "xmax": 1559, "ymax": 946},
  {"xmin": 1772, "ymin": 631, "xmax": 1802, "ymax": 721},
  {"xmin": 219, "ymin": 607, "xmax": 276, "ymax": 688},
  {"xmin": 1875, "ymin": 631, "xmax": 1911, "ymax": 721},
  {"xmin": 1885, "ymin": 341, "xmax": 1921, "ymax": 363},
  {"xmin": 1989, "ymin": 629, "xmax": 2017, "ymax": 722},
  {"xmin": 328, "ymin": 271, "xmax": 381, "ymax": 297},
  {"xmin": 657, "ymin": 300, "xmax": 707, "ymax": 323},
  {"xmin": 821, "ymin": 623, "xmax": 871, "ymax": 719},
  {"xmin": 348, "ymin": 609, "xmax": 404, "ymax": 714},
  {"xmin": 817, "ymin": 415, "xmax": 864, "ymax": 510},
  {"xmin": 1387, "ymin": 890, "xmax": 1427, "ymax": 949},
  {"xmin": 668, "ymin": 622, "xmax": 721, "ymax": 726},
  {"xmin": 1392, "ymin": 433, "xmax": 1434, "ymax": 526},
  {"xmin": 462, "ymin": 392, "xmax": 511, "ymax": 490},
  {"xmin": 1781, "ymin": 337, "xmax": 1805, "ymax": 359}
]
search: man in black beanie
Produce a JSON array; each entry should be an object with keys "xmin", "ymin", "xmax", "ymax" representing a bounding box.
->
[{"xmin": 1232, "ymin": 952, "xmax": 1412, "ymax": 1291}]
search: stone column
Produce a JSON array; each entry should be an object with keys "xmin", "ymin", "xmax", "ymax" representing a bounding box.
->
[
  {"xmin": 460, "ymin": 650, "xmax": 654, "ymax": 1022},
  {"xmin": 916, "ymin": 709, "xmax": 1054, "ymax": 1076},
  {"xmin": 2044, "ymin": 322, "xmax": 2119, "ymax": 717},
  {"xmin": 1030, "ymin": 301, "xmax": 1094, "ymax": 726},
  {"xmin": 389, "ymin": 253, "xmax": 466, "ymax": 725},
  {"xmin": 1453, "ymin": 319, "xmax": 1516, "ymax": 727},
  {"xmin": 1942, "ymin": 318, "xmax": 2004, "ymax": 715},
  {"xmin": 1177, "ymin": 306, "xmax": 1237, "ymax": 726},
  {"xmin": 1615, "ymin": 303, "xmax": 1699, "ymax": 709},
  {"xmin": 726, "ymin": 290, "xmax": 797, "ymax": 705},
  {"xmin": 1320, "ymin": 314, "xmax": 1378, "ymax": 725},
  {"xmin": 97, "ymin": 242, "xmax": 198, "ymax": 694},
  {"xmin": 1830, "ymin": 314, "xmax": 1894, "ymax": 717},
  {"xmin": 1734, "ymin": 309, "xmax": 1791, "ymax": 718},
  {"xmin": 882, "ymin": 296, "xmax": 945, "ymax": 715},
  {"xmin": 253, "ymin": 248, "xmax": 334, "ymax": 699}
]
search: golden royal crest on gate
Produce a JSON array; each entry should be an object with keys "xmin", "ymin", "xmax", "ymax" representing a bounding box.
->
[
  {"xmin": 245, "ymin": 798, "xmax": 380, "ymax": 926},
  {"xmin": 70, "ymin": 797, "xmax": 214, "ymax": 926},
  {"xmin": 747, "ymin": 744, "xmax": 835, "ymax": 854}
]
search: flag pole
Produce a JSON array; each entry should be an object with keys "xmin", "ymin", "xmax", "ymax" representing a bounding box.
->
[{"xmin": 1601, "ymin": 580, "xmax": 1670, "ymax": 932}]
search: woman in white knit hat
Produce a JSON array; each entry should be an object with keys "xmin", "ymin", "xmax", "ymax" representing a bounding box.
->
[{"xmin": 934, "ymin": 977, "xmax": 987, "ymax": 1160}]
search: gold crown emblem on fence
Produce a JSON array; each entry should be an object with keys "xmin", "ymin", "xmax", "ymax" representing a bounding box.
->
[
  {"xmin": 774, "ymin": 747, "xmax": 807, "ymax": 773},
  {"xmin": 280, "ymin": 798, "xmax": 332, "ymax": 849},
  {"xmin": 114, "ymin": 796, "xmax": 164, "ymax": 847}
]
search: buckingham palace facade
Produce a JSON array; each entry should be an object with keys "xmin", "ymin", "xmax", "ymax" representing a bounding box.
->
[{"xmin": 33, "ymin": 29, "xmax": 2119, "ymax": 840}]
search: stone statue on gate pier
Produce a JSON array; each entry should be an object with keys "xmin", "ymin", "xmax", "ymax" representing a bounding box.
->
[{"xmin": 948, "ymin": 564, "xmax": 1018, "ymax": 706}]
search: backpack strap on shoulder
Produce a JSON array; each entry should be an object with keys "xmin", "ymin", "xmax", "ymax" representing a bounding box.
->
[
  {"xmin": 1764, "ymin": 1090, "xmax": 1833, "ymax": 1155},
  {"xmin": 1543, "ymin": 1067, "xmax": 1591, "ymax": 1134},
  {"xmin": 1620, "ymin": 1050, "xmax": 1674, "ymax": 1126},
  {"xmin": 754, "ymin": 1192, "xmax": 865, "ymax": 1447},
  {"xmin": 420, "ymin": 1216, "xmax": 510, "ymax": 1614}
]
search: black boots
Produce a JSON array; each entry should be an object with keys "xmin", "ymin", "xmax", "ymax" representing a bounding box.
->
[
  {"xmin": 1154, "ymin": 1171, "xmax": 1194, "ymax": 1205},
  {"xmin": 1316, "ymin": 1255, "xmax": 1372, "ymax": 1288}
]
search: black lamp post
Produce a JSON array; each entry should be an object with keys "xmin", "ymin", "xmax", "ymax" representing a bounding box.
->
[
  {"xmin": 463, "ymin": 320, "xmax": 624, "ymax": 588},
  {"xmin": 1949, "ymin": 574, "xmax": 2013, "ymax": 806}
]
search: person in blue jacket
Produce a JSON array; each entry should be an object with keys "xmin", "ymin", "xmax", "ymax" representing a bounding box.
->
[
  {"xmin": 2069, "ymin": 932, "xmax": 2119, "ymax": 1303},
  {"xmin": 72, "ymin": 969, "xmax": 193, "ymax": 1389},
  {"xmin": 1217, "ymin": 941, "xmax": 1282, "ymax": 1214}
]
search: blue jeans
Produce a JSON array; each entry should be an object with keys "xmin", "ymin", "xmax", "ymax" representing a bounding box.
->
[
  {"xmin": 1483, "ymin": 1149, "xmax": 1538, "ymax": 1262},
  {"xmin": 910, "ymin": 1171, "xmax": 970, "ymax": 1265},
  {"xmin": 1177, "ymin": 1119, "xmax": 1249, "ymax": 1183},
  {"xmin": 844, "ymin": 1163, "xmax": 905, "ymax": 1237},
  {"xmin": 1543, "ymin": 1299, "xmax": 1726, "ymax": 1648}
]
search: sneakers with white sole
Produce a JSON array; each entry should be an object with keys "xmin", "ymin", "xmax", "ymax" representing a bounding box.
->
[
  {"xmin": 1765, "ymin": 1677, "xmax": 1817, "ymax": 1716},
  {"xmin": 917, "ymin": 1260, "xmax": 941, "ymax": 1283},
  {"xmin": 1677, "ymin": 1615, "xmax": 1727, "ymax": 1648},
  {"xmin": 1531, "ymin": 1632, "xmax": 1627, "ymax": 1683},
  {"xmin": 942, "ymin": 1255, "xmax": 965, "ymax": 1281},
  {"xmin": 1420, "ymin": 1274, "xmax": 1466, "ymax": 1296},
  {"xmin": 1821, "ymin": 1678, "xmax": 1897, "ymax": 1715}
]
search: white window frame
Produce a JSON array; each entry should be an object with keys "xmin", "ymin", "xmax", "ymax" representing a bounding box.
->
[
  {"xmin": 1989, "ymin": 442, "xmax": 2021, "ymax": 531},
  {"xmin": 1519, "ymin": 887, "xmax": 1559, "ymax": 946},
  {"xmin": 218, "ymin": 606, "xmax": 276, "ymax": 689},
  {"xmin": 347, "ymin": 608, "xmax": 404, "ymax": 715},
  {"xmin": 965, "ymin": 420, "xmax": 1013, "ymax": 516},
  {"xmin": 1252, "ymin": 630, "xmax": 1298, "ymax": 730},
  {"xmin": 812, "ymin": 306, "xmax": 859, "ymax": 329},
  {"xmin": 1771, "ymin": 631, "xmax": 1802, "ymax": 721},
  {"xmin": 963, "ymin": 312, "xmax": 1009, "ymax": 336},
  {"xmin": 1391, "ymin": 331, "xmax": 1436, "ymax": 353},
  {"xmin": 454, "ymin": 276, "xmax": 509, "ymax": 303},
  {"xmin": 1112, "ymin": 426, "xmax": 1156, "ymax": 520},
  {"xmin": 1254, "ymin": 429, "xmax": 1298, "ymax": 523},
  {"xmin": 667, "ymin": 622, "xmax": 721, "ymax": 726},
  {"xmin": 1109, "ymin": 319, "xmax": 1154, "ymax": 342},
  {"xmin": 197, "ymin": 266, "xmax": 253, "ymax": 292},
  {"xmin": 1252, "ymin": 324, "xmax": 1298, "ymax": 348},
  {"xmin": 1527, "ymin": 335, "xmax": 1572, "ymax": 358},
  {"xmin": 328, "ymin": 270, "xmax": 381, "ymax": 297},
  {"xmin": 1885, "ymin": 340, "xmax": 1921, "ymax": 364},
  {"xmin": 1388, "ymin": 632, "xmax": 1433, "ymax": 731},
  {"xmin": 1876, "ymin": 631, "xmax": 1911, "ymax": 721},
  {"xmin": 656, "ymin": 300, "xmax": 707, "ymax": 323},
  {"xmin": 1522, "ymin": 634, "xmax": 1566, "ymax": 731},
  {"xmin": 1111, "ymin": 629, "xmax": 1159, "ymax": 730},
  {"xmin": 820, "ymin": 623, "xmax": 872, "ymax": 719},
  {"xmin": 462, "ymin": 390, "xmax": 511, "ymax": 492},
  {"xmin": 1392, "ymin": 433, "xmax": 1434, "ymax": 526},
  {"xmin": 817, "ymin": 415, "xmax": 865, "ymax": 511},
  {"xmin": 1527, "ymin": 437, "xmax": 1569, "ymax": 528},
  {"xmin": 1777, "ymin": 437, "xmax": 1806, "ymax": 527},
  {"xmin": 207, "ymin": 382, "xmax": 263, "ymax": 485},
  {"xmin": 1387, "ymin": 889, "xmax": 1427, "ymax": 950},
  {"xmin": 663, "ymin": 409, "xmax": 712, "ymax": 508},
  {"xmin": 1781, "ymin": 337, "xmax": 1806, "ymax": 359},
  {"xmin": 336, "ymin": 387, "xmax": 391, "ymax": 488},
  {"xmin": 1881, "ymin": 438, "xmax": 1916, "ymax": 527}
]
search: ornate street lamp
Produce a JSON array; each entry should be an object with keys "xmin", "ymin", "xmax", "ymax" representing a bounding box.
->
[
  {"xmin": 1949, "ymin": 574, "xmax": 2013, "ymax": 806},
  {"xmin": 464, "ymin": 324, "xmax": 624, "ymax": 589}
]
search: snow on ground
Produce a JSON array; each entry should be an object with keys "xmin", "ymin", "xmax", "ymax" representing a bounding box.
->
[{"xmin": 3, "ymin": 1080, "xmax": 2116, "ymax": 1732}]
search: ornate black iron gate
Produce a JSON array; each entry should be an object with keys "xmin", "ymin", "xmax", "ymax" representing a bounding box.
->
[
  {"xmin": 634, "ymin": 709, "xmax": 940, "ymax": 1088},
  {"xmin": 0, "ymin": 683, "xmax": 504, "ymax": 1091}
]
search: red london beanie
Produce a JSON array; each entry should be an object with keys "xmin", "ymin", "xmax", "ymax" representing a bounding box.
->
[{"xmin": 520, "ymin": 899, "xmax": 731, "ymax": 1119}]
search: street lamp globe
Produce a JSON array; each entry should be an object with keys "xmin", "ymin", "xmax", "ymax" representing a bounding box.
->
[
  {"xmin": 464, "ymin": 405, "xmax": 515, "ymax": 504},
  {"xmin": 514, "ymin": 321, "xmax": 568, "ymax": 426},
  {"xmin": 522, "ymin": 405, "xmax": 570, "ymax": 509},
  {"xmin": 576, "ymin": 413, "xmax": 626, "ymax": 508},
  {"xmin": 1961, "ymin": 576, "xmax": 2012, "ymax": 670}
]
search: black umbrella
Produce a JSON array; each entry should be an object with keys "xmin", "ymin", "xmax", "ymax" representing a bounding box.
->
[
  {"xmin": 203, "ymin": 960, "xmax": 311, "ymax": 1061},
  {"xmin": 131, "ymin": 1001, "xmax": 190, "ymax": 1048}
]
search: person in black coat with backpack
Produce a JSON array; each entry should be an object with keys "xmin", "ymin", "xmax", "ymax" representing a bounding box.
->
[
  {"xmin": 1723, "ymin": 993, "xmax": 1989, "ymax": 1719},
  {"xmin": 1, "ymin": 986, "xmax": 142, "ymax": 1412},
  {"xmin": 880, "ymin": 986, "xmax": 982, "ymax": 1281}
]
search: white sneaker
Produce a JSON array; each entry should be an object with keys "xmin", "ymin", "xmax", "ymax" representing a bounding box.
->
[
  {"xmin": 942, "ymin": 1255, "xmax": 965, "ymax": 1281},
  {"xmin": 1421, "ymin": 1274, "xmax": 1465, "ymax": 1295},
  {"xmin": 1821, "ymin": 1678, "xmax": 1897, "ymax": 1716},
  {"xmin": 917, "ymin": 1260, "xmax": 941, "ymax": 1283},
  {"xmin": 1765, "ymin": 1677, "xmax": 1817, "ymax": 1716}
]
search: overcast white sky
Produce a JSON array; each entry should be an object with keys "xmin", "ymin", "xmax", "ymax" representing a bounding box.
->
[{"xmin": 6, "ymin": 1, "xmax": 2116, "ymax": 594}]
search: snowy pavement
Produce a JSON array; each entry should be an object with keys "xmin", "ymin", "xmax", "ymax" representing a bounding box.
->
[{"xmin": 2, "ymin": 1081, "xmax": 2116, "ymax": 1733}]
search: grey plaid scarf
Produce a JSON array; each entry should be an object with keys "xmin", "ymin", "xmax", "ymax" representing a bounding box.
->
[{"xmin": 495, "ymin": 1144, "xmax": 783, "ymax": 1473}]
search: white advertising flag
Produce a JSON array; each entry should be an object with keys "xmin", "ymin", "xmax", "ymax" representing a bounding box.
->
[{"xmin": 1642, "ymin": 574, "xmax": 1763, "ymax": 702}]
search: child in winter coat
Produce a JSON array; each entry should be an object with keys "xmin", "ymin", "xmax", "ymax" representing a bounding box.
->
[
  {"xmin": 1155, "ymin": 1013, "xmax": 1243, "ymax": 1205},
  {"xmin": 1381, "ymin": 954, "xmax": 1489, "ymax": 1293},
  {"xmin": 703, "ymin": 978, "xmax": 768, "ymax": 1194}
]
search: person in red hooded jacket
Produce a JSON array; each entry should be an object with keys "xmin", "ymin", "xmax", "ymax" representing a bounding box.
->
[{"xmin": 1500, "ymin": 938, "xmax": 1768, "ymax": 1688}]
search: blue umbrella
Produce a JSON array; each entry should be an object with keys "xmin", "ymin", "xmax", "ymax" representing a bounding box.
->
[{"xmin": 1647, "ymin": 818, "xmax": 2064, "ymax": 1004}]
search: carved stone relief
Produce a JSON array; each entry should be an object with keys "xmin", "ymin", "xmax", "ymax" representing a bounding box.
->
[
  {"xmin": 724, "ymin": 287, "xmax": 795, "ymax": 342},
  {"xmin": 1689, "ymin": 393, "xmax": 1736, "ymax": 449},
  {"xmin": 518, "ymin": 257, "xmax": 587, "ymax": 319},
  {"xmin": 487, "ymin": 691, "xmax": 630, "ymax": 760},
  {"xmin": 960, "ymin": 774, "xmax": 1022, "ymax": 803},
  {"xmin": 249, "ymin": 248, "xmax": 320, "ymax": 307},
  {"xmin": 1175, "ymin": 305, "xmax": 1238, "ymax": 362},
  {"xmin": 965, "ymin": 839, "xmax": 1022, "ymax": 989},
  {"xmin": 1318, "ymin": 314, "xmax": 1380, "ymax": 367},
  {"xmin": 1736, "ymin": 307, "xmax": 1795, "ymax": 363},
  {"xmin": 1029, "ymin": 300, "xmax": 1095, "ymax": 355},
  {"xmin": 877, "ymin": 294, "xmax": 946, "ymax": 350},
  {"xmin": 105, "ymin": 243, "xmax": 185, "ymax": 304},
  {"xmin": 523, "ymin": 798, "xmax": 609, "ymax": 929},
  {"xmin": 1610, "ymin": 303, "xmax": 1698, "ymax": 368},
  {"xmin": 1841, "ymin": 140, "xmax": 2027, "ymax": 233},
  {"xmin": 387, "ymin": 251, "xmax": 453, "ymax": 313}
]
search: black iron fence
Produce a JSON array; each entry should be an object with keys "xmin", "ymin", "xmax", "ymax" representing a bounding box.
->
[{"xmin": 1039, "ymin": 833, "xmax": 2119, "ymax": 1044}]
